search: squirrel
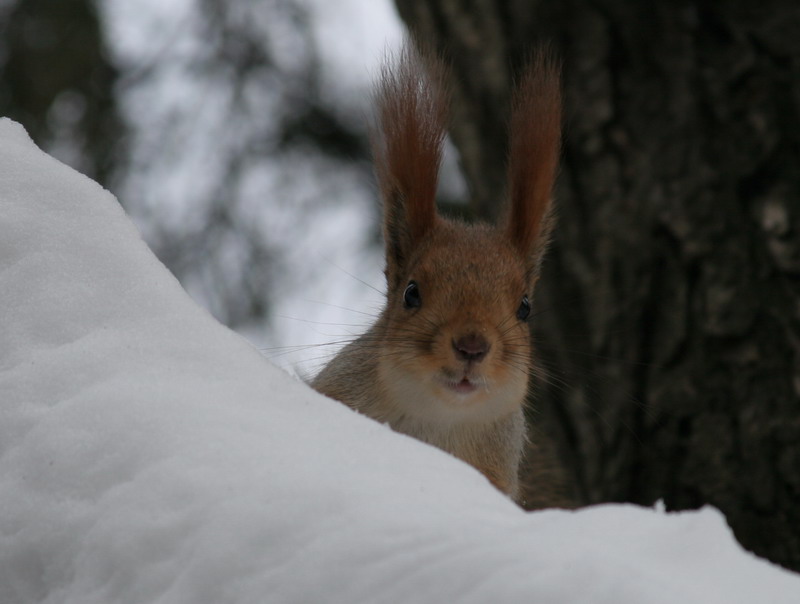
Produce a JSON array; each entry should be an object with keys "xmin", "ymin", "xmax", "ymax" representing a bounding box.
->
[{"xmin": 312, "ymin": 42, "xmax": 561, "ymax": 503}]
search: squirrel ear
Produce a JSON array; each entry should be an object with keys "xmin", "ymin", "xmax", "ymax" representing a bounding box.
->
[
  {"xmin": 505, "ymin": 49, "xmax": 562, "ymax": 277},
  {"xmin": 373, "ymin": 42, "xmax": 448, "ymax": 286}
]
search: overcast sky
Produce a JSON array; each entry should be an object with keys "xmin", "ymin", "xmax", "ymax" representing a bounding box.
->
[{"xmin": 100, "ymin": 0, "xmax": 405, "ymax": 376}]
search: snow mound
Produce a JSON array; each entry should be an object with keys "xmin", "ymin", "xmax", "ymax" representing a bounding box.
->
[{"xmin": 1, "ymin": 117, "xmax": 798, "ymax": 603}]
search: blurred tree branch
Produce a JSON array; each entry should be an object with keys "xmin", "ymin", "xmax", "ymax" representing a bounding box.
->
[{"xmin": 0, "ymin": 0, "xmax": 122, "ymax": 184}]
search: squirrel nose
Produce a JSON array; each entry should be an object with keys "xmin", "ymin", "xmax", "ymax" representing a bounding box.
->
[{"xmin": 452, "ymin": 333, "xmax": 490, "ymax": 363}]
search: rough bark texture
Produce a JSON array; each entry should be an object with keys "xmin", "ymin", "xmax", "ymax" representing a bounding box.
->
[{"xmin": 395, "ymin": 0, "xmax": 800, "ymax": 572}]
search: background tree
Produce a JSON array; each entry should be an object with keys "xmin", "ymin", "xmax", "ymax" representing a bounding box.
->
[
  {"xmin": 111, "ymin": 0, "xmax": 379, "ymax": 329},
  {"xmin": 395, "ymin": 0, "xmax": 800, "ymax": 572},
  {"xmin": 0, "ymin": 0, "xmax": 121, "ymax": 184}
]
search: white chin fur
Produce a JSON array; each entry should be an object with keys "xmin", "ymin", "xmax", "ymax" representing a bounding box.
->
[{"xmin": 378, "ymin": 364, "xmax": 526, "ymax": 426}]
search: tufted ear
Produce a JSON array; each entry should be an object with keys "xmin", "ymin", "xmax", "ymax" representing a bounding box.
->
[
  {"xmin": 372, "ymin": 42, "xmax": 449, "ymax": 289},
  {"xmin": 505, "ymin": 49, "xmax": 562, "ymax": 279}
]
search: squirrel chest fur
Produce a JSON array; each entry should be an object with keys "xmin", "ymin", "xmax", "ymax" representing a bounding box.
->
[{"xmin": 312, "ymin": 43, "xmax": 561, "ymax": 502}]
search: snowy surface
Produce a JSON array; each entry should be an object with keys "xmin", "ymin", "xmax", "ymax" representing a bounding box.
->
[{"xmin": 2, "ymin": 117, "xmax": 799, "ymax": 602}]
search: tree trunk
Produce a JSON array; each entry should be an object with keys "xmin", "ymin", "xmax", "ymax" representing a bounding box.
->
[
  {"xmin": 0, "ymin": 0, "xmax": 122, "ymax": 185},
  {"xmin": 395, "ymin": 0, "xmax": 800, "ymax": 572}
]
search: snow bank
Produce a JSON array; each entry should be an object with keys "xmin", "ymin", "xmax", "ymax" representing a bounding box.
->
[{"xmin": 1, "ymin": 117, "xmax": 797, "ymax": 603}]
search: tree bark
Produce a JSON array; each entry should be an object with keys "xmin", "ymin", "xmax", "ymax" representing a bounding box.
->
[{"xmin": 395, "ymin": 0, "xmax": 800, "ymax": 572}]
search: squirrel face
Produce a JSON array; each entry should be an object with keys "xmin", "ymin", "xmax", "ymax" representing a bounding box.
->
[
  {"xmin": 378, "ymin": 221, "xmax": 533, "ymax": 425},
  {"xmin": 366, "ymin": 44, "xmax": 560, "ymax": 428},
  {"xmin": 311, "ymin": 43, "xmax": 560, "ymax": 500}
]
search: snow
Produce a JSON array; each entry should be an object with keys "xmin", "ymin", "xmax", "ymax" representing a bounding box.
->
[{"xmin": 1, "ymin": 116, "xmax": 798, "ymax": 602}]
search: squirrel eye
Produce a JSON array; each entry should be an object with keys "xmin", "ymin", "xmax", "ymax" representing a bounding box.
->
[
  {"xmin": 516, "ymin": 295, "xmax": 531, "ymax": 321},
  {"xmin": 403, "ymin": 281, "xmax": 422, "ymax": 309}
]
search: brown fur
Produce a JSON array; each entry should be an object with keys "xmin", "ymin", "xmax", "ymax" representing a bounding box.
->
[
  {"xmin": 372, "ymin": 44, "xmax": 449, "ymax": 289},
  {"xmin": 506, "ymin": 50, "xmax": 562, "ymax": 283},
  {"xmin": 312, "ymin": 43, "xmax": 561, "ymax": 503}
]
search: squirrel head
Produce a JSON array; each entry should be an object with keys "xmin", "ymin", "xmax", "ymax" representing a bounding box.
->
[{"xmin": 371, "ymin": 43, "xmax": 561, "ymax": 426}]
